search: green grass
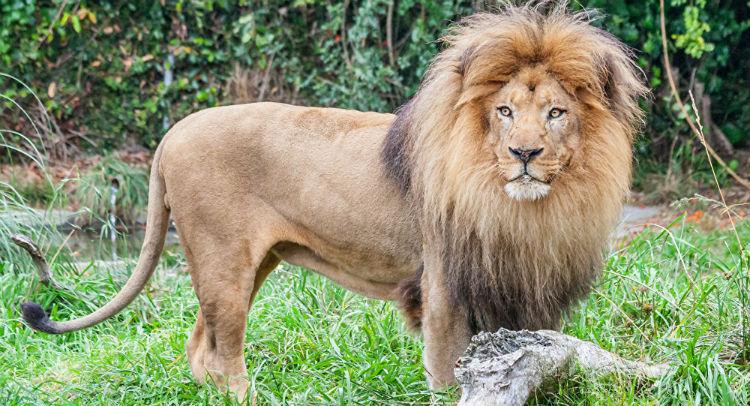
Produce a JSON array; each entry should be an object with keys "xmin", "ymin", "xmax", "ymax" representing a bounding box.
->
[
  {"xmin": 1, "ymin": 218, "xmax": 748, "ymax": 405},
  {"xmin": 0, "ymin": 257, "xmax": 441, "ymax": 405},
  {"xmin": 557, "ymin": 221, "xmax": 750, "ymax": 405}
]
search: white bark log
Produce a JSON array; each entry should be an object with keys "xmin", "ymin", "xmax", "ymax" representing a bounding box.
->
[{"xmin": 455, "ymin": 329, "xmax": 668, "ymax": 406}]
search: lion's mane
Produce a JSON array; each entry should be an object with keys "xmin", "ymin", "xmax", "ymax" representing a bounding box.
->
[{"xmin": 387, "ymin": 3, "xmax": 648, "ymax": 332}]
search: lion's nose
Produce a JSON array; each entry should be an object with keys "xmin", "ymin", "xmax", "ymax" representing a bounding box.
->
[{"xmin": 509, "ymin": 147, "xmax": 544, "ymax": 163}]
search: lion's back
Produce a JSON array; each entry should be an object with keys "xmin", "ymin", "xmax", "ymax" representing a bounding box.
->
[{"xmin": 165, "ymin": 102, "xmax": 394, "ymax": 147}]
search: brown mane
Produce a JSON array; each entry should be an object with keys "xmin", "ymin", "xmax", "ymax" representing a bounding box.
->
[{"xmin": 389, "ymin": 2, "xmax": 648, "ymax": 332}]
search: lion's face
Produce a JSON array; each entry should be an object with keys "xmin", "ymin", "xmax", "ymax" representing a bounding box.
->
[{"xmin": 485, "ymin": 68, "xmax": 581, "ymax": 201}]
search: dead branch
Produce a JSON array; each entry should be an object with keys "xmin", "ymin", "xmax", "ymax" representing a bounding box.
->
[
  {"xmin": 455, "ymin": 329, "xmax": 668, "ymax": 406},
  {"xmin": 341, "ymin": 0, "xmax": 352, "ymax": 68},
  {"xmin": 694, "ymin": 82, "xmax": 733, "ymax": 158},
  {"xmin": 37, "ymin": 0, "xmax": 72, "ymax": 47},
  {"xmin": 386, "ymin": 1, "xmax": 395, "ymax": 68},
  {"xmin": 11, "ymin": 233, "xmax": 60, "ymax": 288},
  {"xmin": 11, "ymin": 233, "xmax": 97, "ymax": 304},
  {"xmin": 257, "ymin": 52, "xmax": 276, "ymax": 102}
]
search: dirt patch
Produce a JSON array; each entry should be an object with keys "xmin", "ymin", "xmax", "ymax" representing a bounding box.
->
[{"xmin": 615, "ymin": 191, "xmax": 748, "ymax": 245}]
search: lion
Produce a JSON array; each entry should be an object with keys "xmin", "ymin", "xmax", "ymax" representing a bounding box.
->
[{"xmin": 20, "ymin": 3, "xmax": 647, "ymax": 399}]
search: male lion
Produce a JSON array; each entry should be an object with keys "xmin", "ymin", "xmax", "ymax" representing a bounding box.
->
[{"xmin": 21, "ymin": 3, "xmax": 647, "ymax": 399}]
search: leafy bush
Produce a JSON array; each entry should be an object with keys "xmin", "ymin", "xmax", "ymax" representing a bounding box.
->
[
  {"xmin": 581, "ymin": 0, "xmax": 750, "ymax": 167},
  {"xmin": 1, "ymin": 1, "xmax": 748, "ymax": 165}
]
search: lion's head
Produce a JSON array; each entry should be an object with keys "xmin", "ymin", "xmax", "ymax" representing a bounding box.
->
[
  {"xmin": 388, "ymin": 3, "xmax": 648, "ymax": 332},
  {"xmin": 491, "ymin": 66, "xmax": 581, "ymax": 201}
]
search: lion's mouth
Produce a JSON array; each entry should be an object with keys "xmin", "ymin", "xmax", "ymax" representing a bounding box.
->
[
  {"xmin": 504, "ymin": 175, "xmax": 551, "ymax": 201},
  {"xmin": 508, "ymin": 173, "xmax": 547, "ymax": 183}
]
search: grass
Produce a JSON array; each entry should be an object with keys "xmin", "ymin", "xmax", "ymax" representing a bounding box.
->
[
  {"xmin": 0, "ymin": 256, "xmax": 440, "ymax": 405},
  {"xmin": 0, "ymin": 217, "xmax": 747, "ymax": 405},
  {"xmin": 558, "ymin": 221, "xmax": 750, "ymax": 405}
]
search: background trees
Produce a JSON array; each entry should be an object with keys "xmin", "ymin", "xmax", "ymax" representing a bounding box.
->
[{"xmin": 2, "ymin": 0, "xmax": 748, "ymax": 176}]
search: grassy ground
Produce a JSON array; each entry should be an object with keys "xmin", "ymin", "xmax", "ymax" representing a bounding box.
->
[{"xmin": 1, "ymin": 205, "xmax": 748, "ymax": 405}]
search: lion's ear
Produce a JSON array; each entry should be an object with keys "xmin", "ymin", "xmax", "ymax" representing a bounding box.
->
[
  {"xmin": 456, "ymin": 45, "xmax": 475, "ymax": 77},
  {"xmin": 456, "ymin": 83, "xmax": 500, "ymax": 108},
  {"xmin": 599, "ymin": 51, "xmax": 649, "ymax": 127}
]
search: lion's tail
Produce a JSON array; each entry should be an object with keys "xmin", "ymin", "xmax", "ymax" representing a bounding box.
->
[
  {"xmin": 396, "ymin": 265, "xmax": 423, "ymax": 330},
  {"xmin": 21, "ymin": 143, "xmax": 171, "ymax": 334}
]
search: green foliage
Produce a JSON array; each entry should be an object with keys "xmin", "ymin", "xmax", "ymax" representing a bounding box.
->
[
  {"xmin": 0, "ymin": 0, "xmax": 471, "ymax": 153},
  {"xmin": 672, "ymin": 0, "xmax": 715, "ymax": 58},
  {"xmin": 580, "ymin": 0, "xmax": 750, "ymax": 187},
  {"xmin": 1, "ymin": 0, "xmax": 748, "ymax": 164}
]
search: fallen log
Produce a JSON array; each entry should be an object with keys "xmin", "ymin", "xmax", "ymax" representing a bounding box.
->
[{"xmin": 455, "ymin": 328, "xmax": 668, "ymax": 406}]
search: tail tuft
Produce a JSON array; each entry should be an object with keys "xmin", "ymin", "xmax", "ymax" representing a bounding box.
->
[
  {"xmin": 21, "ymin": 302, "xmax": 61, "ymax": 334},
  {"xmin": 396, "ymin": 266, "xmax": 423, "ymax": 330}
]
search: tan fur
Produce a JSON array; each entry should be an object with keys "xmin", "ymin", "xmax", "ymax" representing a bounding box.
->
[{"xmin": 22, "ymin": 2, "xmax": 646, "ymax": 399}]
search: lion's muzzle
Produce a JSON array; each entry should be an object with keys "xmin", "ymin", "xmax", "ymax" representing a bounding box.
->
[{"xmin": 504, "ymin": 175, "xmax": 551, "ymax": 201}]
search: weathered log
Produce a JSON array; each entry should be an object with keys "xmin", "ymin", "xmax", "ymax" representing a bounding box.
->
[{"xmin": 455, "ymin": 328, "xmax": 668, "ymax": 406}]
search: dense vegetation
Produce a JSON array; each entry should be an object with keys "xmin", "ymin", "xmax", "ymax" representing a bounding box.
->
[{"xmin": 2, "ymin": 0, "xmax": 749, "ymax": 166}]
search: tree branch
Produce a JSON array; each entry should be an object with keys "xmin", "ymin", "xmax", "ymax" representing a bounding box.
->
[
  {"xmin": 386, "ymin": 1, "xmax": 395, "ymax": 68},
  {"xmin": 11, "ymin": 233, "xmax": 97, "ymax": 303},
  {"xmin": 11, "ymin": 234, "xmax": 59, "ymax": 288}
]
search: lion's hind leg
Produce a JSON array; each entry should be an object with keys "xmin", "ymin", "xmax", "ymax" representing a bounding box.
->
[{"xmin": 184, "ymin": 237, "xmax": 280, "ymax": 400}]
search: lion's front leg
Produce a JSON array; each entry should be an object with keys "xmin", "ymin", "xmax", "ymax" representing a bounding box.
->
[{"xmin": 420, "ymin": 255, "xmax": 472, "ymax": 389}]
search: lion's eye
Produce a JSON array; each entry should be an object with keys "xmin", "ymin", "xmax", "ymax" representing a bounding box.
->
[
  {"xmin": 498, "ymin": 106, "xmax": 512, "ymax": 118},
  {"xmin": 548, "ymin": 108, "xmax": 565, "ymax": 119}
]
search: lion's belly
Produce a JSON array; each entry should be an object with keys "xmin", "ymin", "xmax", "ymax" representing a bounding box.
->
[{"xmin": 273, "ymin": 240, "xmax": 416, "ymax": 300}]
